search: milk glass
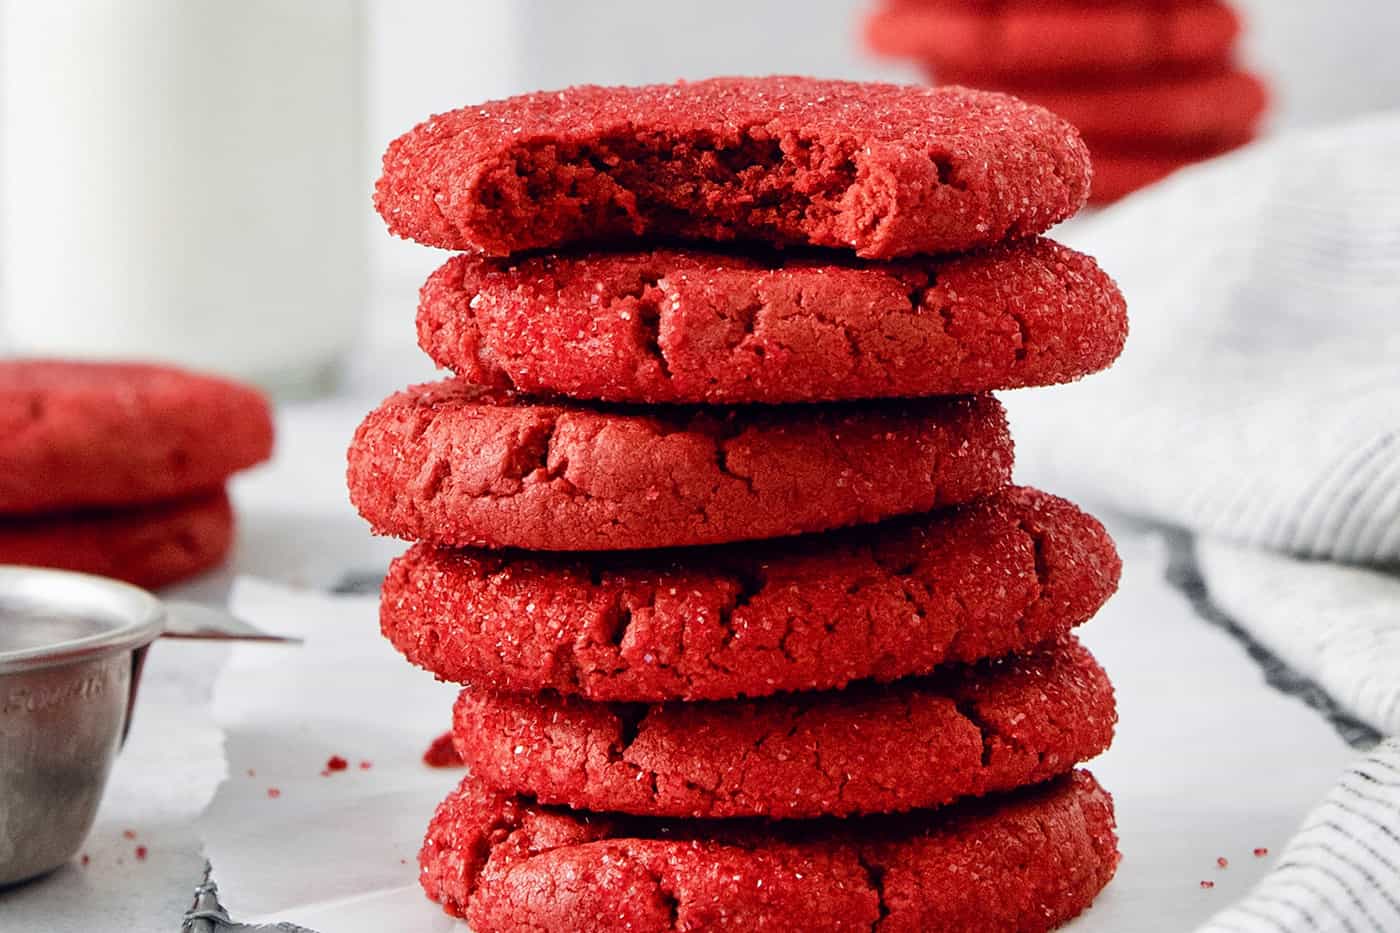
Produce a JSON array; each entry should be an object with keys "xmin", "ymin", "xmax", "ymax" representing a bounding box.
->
[{"xmin": 1, "ymin": 1, "xmax": 365, "ymax": 397}]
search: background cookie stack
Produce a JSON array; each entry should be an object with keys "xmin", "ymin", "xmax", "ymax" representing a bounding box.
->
[
  {"xmin": 865, "ymin": 0, "xmax": 1269, "ymax": 203},
  {"xmin": 351, "ymin": 76, "xmax": 1129, "ymax": 931},
  {"xmin": 0, "ymin": 360, "xmax": 273, "ymax": 589}
]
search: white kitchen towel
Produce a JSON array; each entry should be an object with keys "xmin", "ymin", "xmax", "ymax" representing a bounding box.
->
[
  {"xmin": 1197, "ymin": 540, "xmax": 1400, "ymax": 737},
  {"xmin": 998, "ymin": 111, "xmax": 1400, "ymax": 933},
  {"xmin": 1197, "ymin": 739, "xmax": 1400, "ymax": 933},
  {"xmin": 1009, "ymin": 110, "xmax": 1400, "ymax": 565}
]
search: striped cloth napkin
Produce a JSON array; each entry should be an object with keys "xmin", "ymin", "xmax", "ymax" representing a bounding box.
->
[
  {"xmin": 1003, "ymin": 111, "xmax": 1400, "ymax": 931},
  {"xmin": 1199, "ymin": 541, "xmax": 1400, "ymax": 739},
  {"xmin": 1012, "ymin": 112, "xmax": 1400, "ymax": 566},
  {"xmin": 1197, "ymin": 739, "xmax": 1400, "ymax": 933}
]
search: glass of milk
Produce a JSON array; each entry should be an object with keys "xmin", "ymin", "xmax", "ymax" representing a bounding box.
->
[{"xmin": 1, "ymin": 1, "xmax": 366, "ymax": 397}]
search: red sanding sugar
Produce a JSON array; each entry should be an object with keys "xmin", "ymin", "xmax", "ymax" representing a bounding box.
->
[
  {"xmin": 1217, "ymin": 857, "xmax": 1229, "ymax": 869},
  {"xmin": 423, "ymin": 731, "xmax": 464, "ymax": 768},
  {"xmin": 1200, "ymin": 881, "xmax": 1215, "ymax": 890},
  {"xmin": 327, "ymin": 755, "xmax": 349, "ymax": 772},
  {"xmin": 359, "ymin": 760, "xmax": 373, "ymax": 770},
  {"xmin": 135, "ymin": 846, "xmax": 148, "ymax": 861},
  {"xmin": 1254, "ymin": 847, "xmax": 1269, "ymax": 857},
  {"xmin": 267, "ymin": 787, "xmax": 281, "ymax": 799}
]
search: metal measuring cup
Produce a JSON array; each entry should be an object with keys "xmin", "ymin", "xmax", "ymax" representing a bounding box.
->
[{"xmin": 0, "ymin": 565, "xmax": 293, "ymax": 887}]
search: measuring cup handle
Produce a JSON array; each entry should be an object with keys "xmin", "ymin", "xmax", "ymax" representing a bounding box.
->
[{"xmin": 120, "ymin": 643, "xmax": 153, "ymax": 748}]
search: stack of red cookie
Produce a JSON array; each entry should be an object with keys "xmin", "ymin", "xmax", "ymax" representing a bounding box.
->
[
  {"xmin": 865, "ymin": 0, "xmax": 1269, "ymax": 203},
  {"xmin": 352, "ymin": 76, "xmax": 1129, "ymax": 931},
  {"xmin": 0, "ymin": 360, "xmax": 273, "ymax": 589}
]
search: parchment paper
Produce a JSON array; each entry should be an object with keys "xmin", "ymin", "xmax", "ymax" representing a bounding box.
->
[{"xmin": 197, "ymin": 523, "xmax": 1357, "ymax": 931}]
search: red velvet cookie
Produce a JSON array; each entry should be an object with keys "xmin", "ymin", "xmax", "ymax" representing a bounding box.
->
[
  {"xmin": 868, "ymin": 0, "xmax": 1240, "ymax": 77},
  {"xmin": 451, "ymin": 637, "xmax": 1115, "ymax": 820},
  {"xmin": 939, "ymin": 68, "xmax": 1267, "ymax": 148},
  {"xmin": 421, "ymin": 769, "xmax": 1119, "ymax": 931},
  {"xmin": 417, "ymin": 237, "xmax": 1127, "ymax": 404},
  {"xmin": 0, "ymin": 360, "xmax": 273, "ymax": 515},
  {"xmin": 382, "ymin": 487, "xmax": 1120, "ymax": 701},
  {"xmin": 347, "ymin": 379, "xmax": 1012, "ymax": 551},
  {"xmin": 0, "ymin": 490, "xmax": 234, "ymax": 589},
  {"xmin": 374, "ymin": 76, "xmax": 1091, "ymax": 259},
  {"xmin": 1089, "ymin": 141, "xmax": 1245, "ymax": 203}
]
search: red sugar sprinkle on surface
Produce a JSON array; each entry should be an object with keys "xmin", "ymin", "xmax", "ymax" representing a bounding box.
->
[
  {"xmin": 358, "ymin": 760, "xmax": 373, "ymax": 770},
  {"xmin": 1200, "ymin": 880, "xmax": 1215, "ymax": 889},
  {"xmin": 326, "ymin": 755, "xmax": 349, "ymax": 772},
  {"xmin": 267, "ymin": 787, "xmax": 281, "ymax": 799},
  {"xmin": 1254, "ymin": 847, "xmax": 1269, "ymax": 857},
  {"xmin": 422, "ymin": 731, "xmax": 464, "ymax": 768},
  {"xmin": 1217, "ymin": 857, "xmax": 1229, "ymax": 869},
  {"xmin": 135, "ymin": 846, "xmax": 148, "ymax": 861}
]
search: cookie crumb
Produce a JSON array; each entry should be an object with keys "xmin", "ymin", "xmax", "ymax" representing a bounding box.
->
[
  {"xmin": 1200, "ymin": 880, "xmax": 1215, "ymax": 890},
  {"xmin": 122, "ymin": 829, "xmax": 136, "ymax": 840},
  {"xmin": 359, "ymin": 760, "xmax": 373, "ymax": 770},
  {"xmin": 267, "ymin": 787, "xmax": 281, "ymax": 799},
  {"xmin": 423, "ymin": 731, "xmax": 464, "ymax": 768},
  {"xmin": 1217, "ymin": 857, "xmax": 1228, "ymax": 869},
  {"xmin": 1253, "ymin": 847, "xmax": 1269, "ymax": 857},
  {"xmin": 326, "ymin": 755, "xmax": 349, "ymax": 772},
  {"xmin": 135, "ymin": 846, "xmax": 148, "ymax": 861}
]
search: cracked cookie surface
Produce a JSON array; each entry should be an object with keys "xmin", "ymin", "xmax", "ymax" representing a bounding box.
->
[
  {"xmin": 417, "ymin": 237, "xmax": 1126, "ymax": 404},
  {"xmin": 420, "ymin": 768, "xmax": 1119, "ymax": 931},
  {"xmin": 381, "ymin": 487, "xmax": 1119, "ymax": 701},
  {"xmin": 451, "ymin": 637, "xmax": 1114, "ymax": 819},
  {"xmin": 346, "ymin": 379, "xmax": 1012, "ymax": 550},
  {"xmin": 374, "ymin": 76, "xmax": 1090, "ymax": 259}
]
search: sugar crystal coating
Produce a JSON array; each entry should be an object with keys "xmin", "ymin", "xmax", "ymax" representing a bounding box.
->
[
  {"xmin": 420, "ymin": 769, "xmax": 1120, "ymax": 931},
  {"xmin": 451, "ymin": 637, "xmax": 1116, "ymax": 820},
  {"xmin": 381, "ymin": 487, "xmax": 1120, "ymax": 701},
  {"xmin": 347, "ymin": 379, "xmax": 1013, "ymax": 551},
  {"xmin": 417, "ymin": 237, "xmax": 1127, "ymax": 403},
  {"xmin": 374, "ymin": 76, "xmax": 1090, "ymax": 259}
]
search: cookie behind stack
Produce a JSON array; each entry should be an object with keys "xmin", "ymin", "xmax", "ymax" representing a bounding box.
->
[
  {"xmin": 0, "ymin": 361, "xmax": 273, "ymax": 588},
  {"xmin": 866, "ymin": 0, "xmax": 1268, "ymax": 203},
  {"xmin": 354, "ymin": 76, "xmax": 1128, "ymax": 931}
]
